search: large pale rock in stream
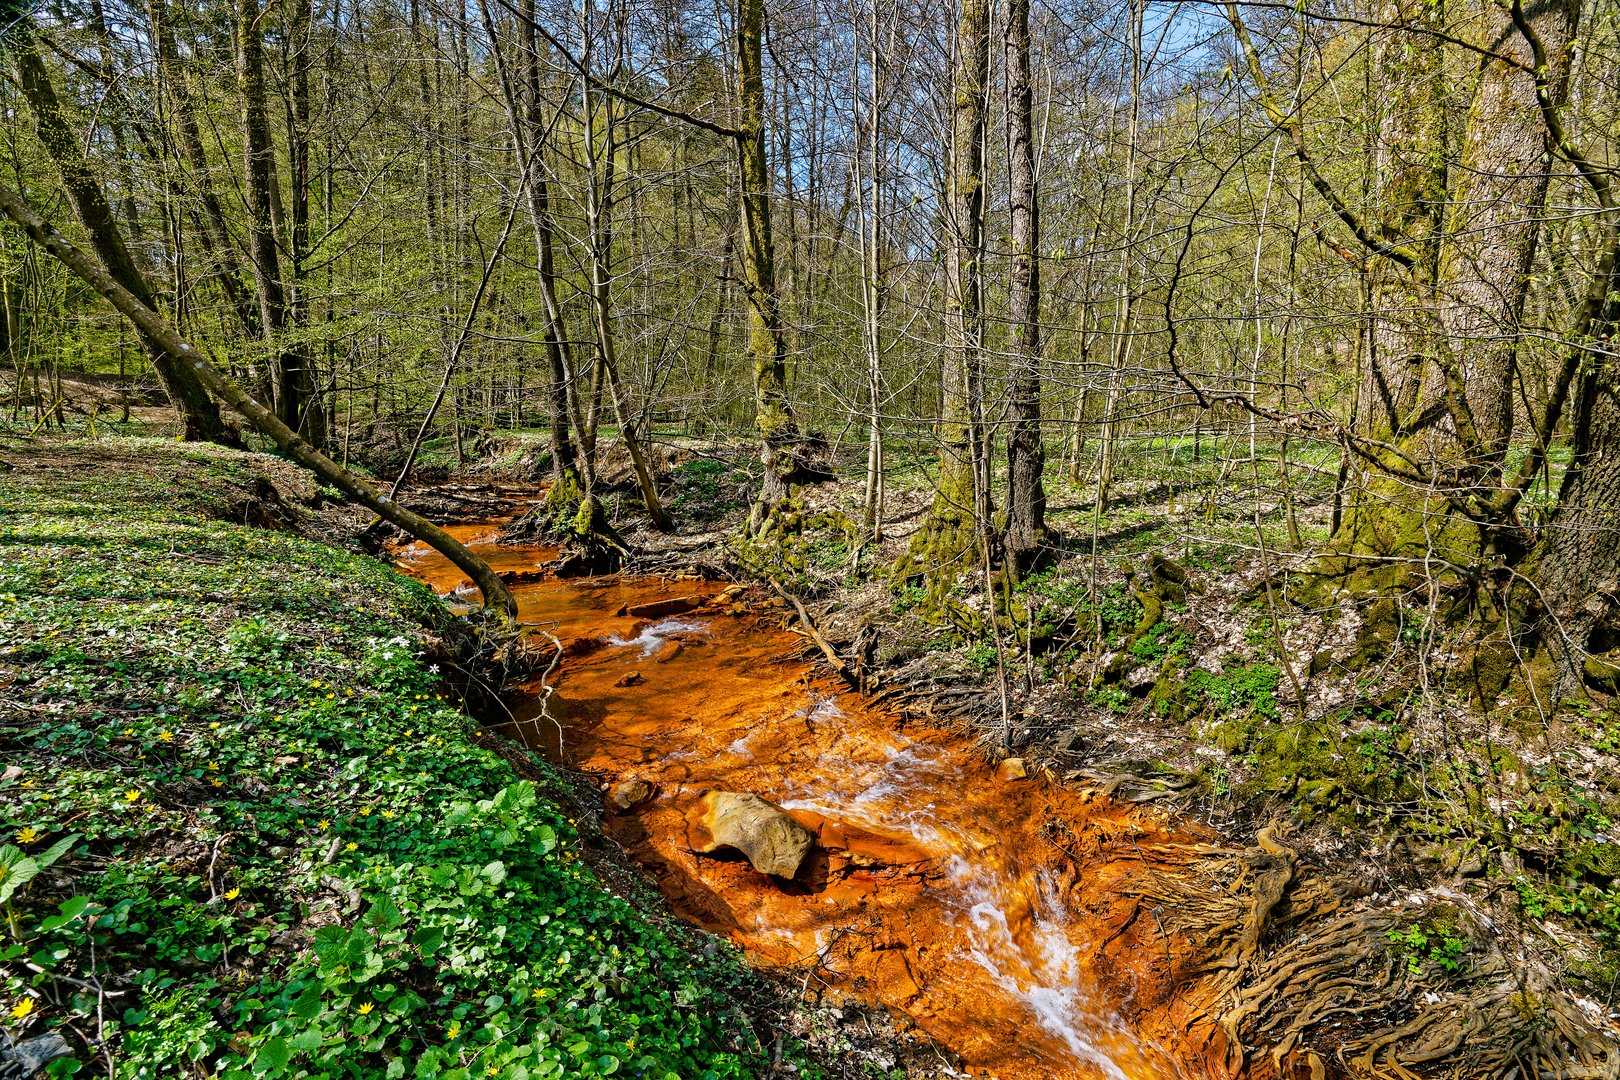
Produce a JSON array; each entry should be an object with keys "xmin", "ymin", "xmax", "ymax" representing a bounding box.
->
[{"xmin": 686, "ymin": 791, "xmax": 815, "ymax": 879}]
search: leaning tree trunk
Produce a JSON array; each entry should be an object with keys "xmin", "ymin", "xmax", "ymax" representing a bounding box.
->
[
  {"xmin": 1002, "ymin": 0, "xmax": 1046, "ymax": 574},
  {"xmin": 0, "ymin": 180, "xmax": 517, "ymax": 621},
  {"xmin": 12, "ymin": 23, "xmax": 229, "ymax": 443}
]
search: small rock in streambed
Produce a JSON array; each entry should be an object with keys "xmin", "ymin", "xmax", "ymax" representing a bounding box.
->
[
  {"xmin": 686, "ymin": 791, "xmax": 815, "ymax": 878},
  {"xmin": 648, "ymin": 639, "xmax": 683, "ymax": 664},
  {"xmin": 607, "ymin": 777, "xmax": 656, "ymax": 812},
  {"xmin": 997, "ymin": 757, "xmax": 1029, "ymax": 781},
  {"xmin": 626, "ymin": 595, "xmax": 706, "ymax": 619},
  {"xmin": 614, "ymin": 671, "xmax": 645, "ymax": 687}
]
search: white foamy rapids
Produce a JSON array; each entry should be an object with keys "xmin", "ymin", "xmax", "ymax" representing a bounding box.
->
[
  {"xmin": 957, "ymin": 865, "xmax": 1132, "ymax": 1079},
  {"xmin": 607, "ymin": 616, "xmax": 706, "ymax": 657}
]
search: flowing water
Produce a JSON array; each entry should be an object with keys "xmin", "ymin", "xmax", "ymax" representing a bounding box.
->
[{"xmin": 397, "ymin": 525, "xmax": 1219, "ymax": 1080}]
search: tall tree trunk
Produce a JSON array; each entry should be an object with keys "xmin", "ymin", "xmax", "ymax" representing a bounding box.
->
[
  {"xmin": 1435, "ymin": 0, "xmax": 1577, "ymax": 483},
  {"xmin": 487, "ymin": 0, "xmax": 586, "ymax": 492},
  {"xmin": 1002, "ymin": 0, "xmax": 1045, "ymax": 573},
  {"xmin": 737, "ymin": 0, "xmax": 817, "ymax": 532},
  {"xmin": 287, "ymin": 0, "xmax": 323, "ymax": 446},
  {"xmin": 145, "ymin": 0, "xmax": 261, "ymax": 342},
  {"xmin": 901, "ymin": 0, "xmax": 990, "ymax": 594},
  {"xmin": 582, "ymin": 0, "xmax": 672, "ymax": 529},
  {"xmin": 237, "ymin": 0, "xmax": 311, "ymax": 439},
  {"xmin": 12, "ymin": 23, "xmax": 229, "ymax": 442},
  {"xmin": 856, "ymin": 0, "xmax": 886, "ymax": 541}
]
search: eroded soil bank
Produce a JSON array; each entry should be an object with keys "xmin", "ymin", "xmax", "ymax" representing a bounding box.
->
[{"xmin": 397, "ymin": 524, "xmax": 1232, "ymax": 1080}]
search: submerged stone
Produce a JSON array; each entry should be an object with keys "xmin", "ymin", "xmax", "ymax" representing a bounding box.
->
[{"xmin": 608, "ymin": 777, "xmax": 656, "ymax": 812}]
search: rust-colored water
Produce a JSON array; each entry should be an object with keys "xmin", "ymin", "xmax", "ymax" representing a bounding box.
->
[{"xmin": 397, "ymin": 526, "xmax": 1223, "ymax": 1080}]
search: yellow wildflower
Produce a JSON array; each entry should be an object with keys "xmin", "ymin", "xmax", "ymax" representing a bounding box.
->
[
  {"xmin": 318, "ymin": 820, "xmax": 330, "ymax": 831},
  {"xmin": 447, "ymin": 1021, "xmax": 461, "ymax": 1039},
  {"xmin": 123, "ymin": 789, "xmax": 140, "ymax": 802},
  {"xmin": 159, "ymin": 730, "xmax": 173, "ymax": 742},
  {"xmin": 15, "ymin": 826, "xmax": 40, "ymax": 845},
  {"xmin": 382, "ymin": 810, "xmax": 396, "ymax": 819},
  {"xmin": 359, "ymin": 807, "xmax": 372, "ymax": 817},
  {"xmin": 207, "ymin": 761, "xmax": 219, "ymax": 771},
  {"xmin": 211, "ymin": 779, "xmax": 223, "ymax": 788},
  {"xmin": 356, "ymin": 1002, "xmax": 374, "ymax": 1015},
  {"xmin": 121, "ymin": 728, "xmax": 133, "ymax": 736},
  {"xmin": 224, "ymin": 888, "xmax": 240, "ymax": 900},
  {"xmin": 9, "ymin": 998, "xmax": 33, "ymax": 1021},
  {"xmin": 345, "ymin": 843, "xmax": 358, "ymax": 851}
]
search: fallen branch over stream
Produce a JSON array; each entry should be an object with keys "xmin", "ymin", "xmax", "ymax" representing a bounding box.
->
[{"xmin": 766, "ymin": 577, "xmax": 858, "ymax": 688}]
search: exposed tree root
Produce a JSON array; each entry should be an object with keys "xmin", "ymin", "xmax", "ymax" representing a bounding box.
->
[{"xmin": 1113, "ymin": 834, "xmax": 1620, "ymax": 1079}]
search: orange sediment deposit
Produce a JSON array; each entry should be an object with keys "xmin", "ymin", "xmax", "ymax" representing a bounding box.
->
[{"xmin": 396, "ymin": 526, "xmax": 1231, "ymax": 1079}]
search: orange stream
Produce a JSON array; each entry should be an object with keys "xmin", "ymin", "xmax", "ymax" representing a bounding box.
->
[{"xmin": 397, "ymin": 526, "xmax": 1223, "ymax": 1080}]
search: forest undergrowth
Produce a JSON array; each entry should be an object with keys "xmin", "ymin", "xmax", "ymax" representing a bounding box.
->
[{"xmin": 8, "ymin": 418, "xmax": 1620, "ymax": 1075}]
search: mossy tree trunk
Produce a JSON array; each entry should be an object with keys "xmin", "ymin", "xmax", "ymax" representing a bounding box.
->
[
  {"xmin": 900, "ymin": 0, "xmax": 991, "ymax": 598},
  {"xmin": 738, "ymin": 0, "xmax": 813, "ymax": 533},
  {"xmin": 1328, "ymin": 0, "xmax": 1576, "ymax": 578}
]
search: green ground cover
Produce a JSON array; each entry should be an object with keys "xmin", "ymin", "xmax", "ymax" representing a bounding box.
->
[{"xmin": 0, "ymin": 437, "xmax": 808, "ymax": 1080}]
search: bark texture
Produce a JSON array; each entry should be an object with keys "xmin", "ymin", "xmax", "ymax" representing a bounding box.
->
[
  {"xmin": 1002, "ymin": 0, "xmax": 1045, "ymax": 573},
  {"xmin": 899, "ymin": 0, "xmax": 991, "ymax": 595}
]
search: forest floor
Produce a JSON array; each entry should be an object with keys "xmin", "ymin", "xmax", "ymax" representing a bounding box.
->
[
  {"xmin": 6, "ymin": 408, "xmax": 1620, "ymax": 1075},
  {"xmin": 0, "ymin": 434, "xmax": 947, "ymax": 1080}
]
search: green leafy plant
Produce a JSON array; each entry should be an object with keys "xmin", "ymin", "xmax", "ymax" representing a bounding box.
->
[{"xmin": 1385, "ymin": 922, "xmax": 1468, "ymax": 975}]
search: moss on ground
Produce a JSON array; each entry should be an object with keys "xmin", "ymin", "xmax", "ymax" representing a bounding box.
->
[{"xmin": 0, "ymin": 437, "xmax": 813, "ymax": 1080}]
